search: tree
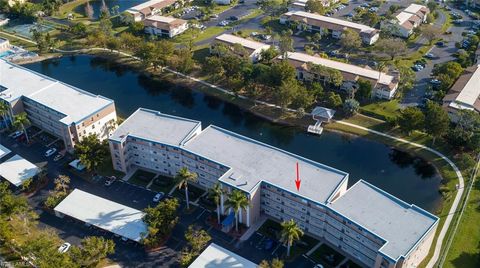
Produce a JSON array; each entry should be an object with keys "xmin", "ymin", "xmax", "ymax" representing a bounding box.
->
[
  {"xmin": 305, "ymin": 0, "xmax": 325, "ymax": 14},
  {"xmin": 142, "ymin": 198, "xmax": 179, "ymax": 246},
  {"xmin": 0, "ymin": 101, "xmax": 10, "ymax": 128},
  {"xmin": 280, "ymin": 219, "xmax": 303, "ymax": 257},
  {"xmin": 69, "ymin": 23, "xmax": 88, "ymax": 38},
  {"xmin": 276, "ymin": 79, "xmax": 299, "ymax": 110},
  {"xmin": 456, "ymin": 153, "xmax": 476, "ymax": 173},
  {"xmin": 259, "ymin": 258, "xmax": 284, "ymax": 268},
  {"xmin": 343, "ymin": 99, "xmax": 360, "ymax": 116},
  {"xmin": 208, "ymin": 183, "xmax": 224, "ymax": 224},
  {"xmin": 204, "ymin": 56, "xmax": 224, "ymax": 82},
  {"xmin": 151, "ymin": 40, "xmax": 174, "ymax": 71},
  {"xmin": 176, "ymin": 167, "xmax": 198, "ymax": 210},
  {"xmin": 99, "ymin": 17, "xmax": 113, "ymax": 36},
  {"xmin": 85, "ymin": 0, "xmax": 94, "ymax": 19},
  {"xmin": 225, "ymin": 190, "xmax": 249, "ymax": 232},
  {"xmin": 184, "ymin": 225, "xmax": 211, "ymax": 254},
  {"xmin": 398, "ymin": 107, "xmax": 425, "ymax": 135},
  {"xmin": 74, "ymin": 134, "xmax": 109, "ymax": 171},
  {"xmin": 327, "ymin": 92, "xmax": 342, "ymax": 108},
  {"xmin": 70, "ymin": 236, "xmax": 115, "ymax": 267},
  {"xmin": 279, "ymin": 32, "xmax": 294, "ymax": 58},
  {"xmin": 340, "ymin": 29, "xmax": 361, "ymax": 52},
  {"xmin": 269, "ymin": 60, "xmax": 297, "ymax": 87},
  {"xmin": 446, "ymin": 110, "xmax": 480, "ymax": 151},
  {"xmin": 433, "ymin": 62, "xmax": 463, "ymax": 91},
  {"xmin": 99, "ymin": 0, "xmax": 110, "ymax": 18},
  {"xmin": 54, "ymin": 175, "xmax": 70, "ymax": 193},
  {"xmin": 357, "ymin": 79, "xmax": 372, "ymax": 100},
  {"xmin": 106, "ymin": 37, "xmax": 120, "ymax": 52},
  {"xmin": 375, "ymin": 38, "xmax": 407, "ymax": 60},
  {"xmin": 420, "ymin": 25, "xmax": 442, "ymax": 44},
  {"xmin": 424, "ymin": 101, "xmax": 449, "ymax": 144},
  {"xmin": 171, "ymin": 48, "xmax": 195, "ymax": 74},
  {"xmin": 13, "ymin": 112, "xmax": 30, "ymax": 143},
  {"xmin": 361, "ymin": 11, "xmax": 380, "ymax": 27},
  {"xmin": 119, "ymin": 32, "xmax": 142, "ymax": 51},
  {"xmin": 260, "ymin": 46, "xmax": 279, "ymax": 64}
]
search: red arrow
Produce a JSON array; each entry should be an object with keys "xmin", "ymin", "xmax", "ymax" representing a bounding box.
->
[{"xmin": 295, "ymin": 162, "xmax": 301, "ymax": 191}]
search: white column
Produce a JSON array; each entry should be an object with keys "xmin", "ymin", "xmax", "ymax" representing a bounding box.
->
[
  {"xmin": 239, "ymin": 207, "xmax": 243, "ymax": 223},
  {"xmin": 246, "ymin": 206, "xmax": 250, "ymax": 227},
  {"xmin": 220, "ymin": 193, "xmax": 225, "ymax": 214}
]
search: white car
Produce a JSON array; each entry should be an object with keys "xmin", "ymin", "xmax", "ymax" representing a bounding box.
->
[
  {"xmin": 153, "ymin": 192, "xmax": 165, "ymax": 202},
  {"xmin": 58, "ymin": 242, "xmax": 71, "ymax": 253},
  {"xmin": 314, "ymin": 264, "xmax": 324, "ymax": 268},
  {"xmin": 45, "ymin": 148, "xmax": 57, "ymax": 157},
  {"xmin": 9, "ymin": 130, "xmax": 23, "ymax": 139}
]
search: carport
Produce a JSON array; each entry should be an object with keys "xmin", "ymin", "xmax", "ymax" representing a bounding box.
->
[
  {"xmin": 54, "ymin": 189, "xmax": 148, "ymax": 242},
  {"xmin": 0, "ymin": 154, "xmax": 40, "ymax": 187}
]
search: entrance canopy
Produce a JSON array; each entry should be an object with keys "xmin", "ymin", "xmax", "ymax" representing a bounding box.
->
[
  {"xmin": 0, "ymin": 144, "xmax": 11, "ymax": 159},
  {"xmin": 0, "ymin": 154, "xmax": 40, "ymax": 187},
  {"xmin": 69, "ymin": 159, "xmax": 86, "ymax": 171}
]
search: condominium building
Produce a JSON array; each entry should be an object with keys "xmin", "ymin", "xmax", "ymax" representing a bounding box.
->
[
  {"xmin": 280, "ymin": 11, "xmax": 379, "ymax": 45},
  {"xmin": 125, "ymin": 0, "xmax": 179, "ymax": 22},
  {"xmin": 0, "ymin": 38, "xmax": 10, "ymax": 52},
  {"xmin": 0, "ymin": 59, "xmax": 117, "ymax": 152},
  {"xmin": 144, "ymin": 15, "xmax": 188, "ymax": 38},
  {"xmin": 381, "ymin": 4, "xmax": 430, "ymax": 38},
  {"xmin": 109, "ymin": 108, "xmax": 438, "ymax": 268},
  {"xmin": 442, "ymin": 65, "xmax": 480, "ymax": 121},
  {"xmin": 280, "ymin": 52, "xmax": 399, "ymax": 99},
  {"xmin": 211, "ymin": 34, "xmax": 271, "ymax": 62}
]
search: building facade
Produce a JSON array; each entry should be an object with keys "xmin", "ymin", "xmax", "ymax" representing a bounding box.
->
[
  {"xmin": 280, "ymin": 11, "xmax": 379, "ymax": 45},
  {"xmin": 280, "ymin": 52, "xmax": 399, "ymax": 100},
  {"xmin": 0, "ymin": 38, "xmax": 10, "ymax": 52},
  {"xmin": 0, "ymin": 59, "xmax": 117, "ymax": 152},
  {"xmin": 125, "ymin": 0, "xmax": 179, "ymax": 22},
  {"xmin": 109, "ymin": 108, "xmax": 438, "ymax": 268},
  {"xmin": 144, "ymin": 15, "xmax": 188, "ymax": 38},
  {"xmin": 381, "ymin": 4, "xmax": 430, "ymax": 38}
]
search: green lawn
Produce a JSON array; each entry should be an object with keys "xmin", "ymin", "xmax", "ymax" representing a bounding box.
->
[
  {"xmin": 360, "ymin": 99, "xmax": 400, "ymax": 120},
  {"xmin": 443, "ymin": 178, "xmax": 480, "ymax": 268},
  {"xmin": 96, "ymin": 155, "xmax": 125, "ymax": 178},
  {"xmin": 174, "ymin": 26, "xmax": 226, "ymax": 44},
  {"xmin": 128, "ymin": 169, "xmax": 156, "ymax": 188}
]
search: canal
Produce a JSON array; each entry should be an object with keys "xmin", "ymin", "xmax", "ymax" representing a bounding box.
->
[{"xmin": 24, "ymin": 55, "xmax": 442, "ymax": 212}]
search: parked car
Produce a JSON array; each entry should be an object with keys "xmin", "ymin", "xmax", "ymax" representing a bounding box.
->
[
  {"xmin": 104, "ymin": 176, "xmax": 116, "ymax": 187},
  {"xmin": 9, "ymin": 130, "xmax": 23, "ymax": 139},
  {"xmin": 209, "ymin": 14, "xmax": 218, "ymax": 19},
  {"xmin": 228, "ymin": 15, "xmax": 239, "ymax": 21},
  {"xmin": 153, "ymin": 192, "xmax": 165, "ymax": 202},
  {"xmin": 45, "ymin": 148, "xmax": 57, "ymax": 157},
  {"xmin": 436, "ymin": 41, "xmax": 446, "ymax": 47},
  {"xmin": 314, "ymin": 265, "xmax": 325, "ymax": 268},
  {"xmin": 58, "ymin": 243, "xmax": 71, "ymax": 254},
  {"xmin": 425, "ymin": 53, "xmax": 435, "ymax": 59},
  {"xmin": 218, "ymin": 20, "xmax": 229, "ymax": 26},
  {"xmin": 430, "ymin": 79, "xmax": 441, "ymax": 85},
  {"xmin": 53, "ymin": 154, "xmax": 64, "ymax": 162},
  {"xmin": 264, "ymin": 238, "xmax": 274, "ymax": 250}
]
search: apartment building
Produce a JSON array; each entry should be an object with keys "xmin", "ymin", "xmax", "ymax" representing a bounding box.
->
[
  {"xmin": 109, "ymin": 108, "xmax": 438, "ymax": 268},
  {"xmin": 211, "ymin": 34, "xmax": 271, "ymax": 62},
  {"xmin": 0, "ymin": 59, "xmax": 117, "ymax": 152},
  {"xmin": 125, "ymin": 0, "xmax": 178, "ymax": 22},
  {"xmin": 0, "ymin": 38, "xmax": 10, "ymax": 52},
  {"xmin": 442, "ymin": 65, "xmax": 480, "ymax": 121},
  {"xmin": 144, "ymin": 15, "xmax": 188, "ymax": 38},
  {"xmin": 280, "ymin": 11, "xmax": 379, "ymax": 45},
  {"xmin": 381, "ymin": 4, "xmax": 430, "ymax": 38},
  {"xmin": 280, "ymin": 52, "xmax": 399, "ymax": 99}
]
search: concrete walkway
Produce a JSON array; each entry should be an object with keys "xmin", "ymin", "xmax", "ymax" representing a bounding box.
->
[{"xmin": 335, "ymin": 121, "xmax": 464, "ymax": 268}]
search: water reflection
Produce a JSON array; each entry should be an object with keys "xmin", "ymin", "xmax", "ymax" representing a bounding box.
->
[{"xmin": 389, "ymin": 149, "xmax": 436, "ymax": 179}]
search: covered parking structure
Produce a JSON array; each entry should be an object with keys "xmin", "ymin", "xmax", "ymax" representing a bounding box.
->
[
  {"xmin": 54, "ymin": 189, "xmax": 148, "ymax": 242},
  {"xmin": 0, "ymin": 154, "xmax": 40, "ymax": 187},
  {"xmin": 188, "ymin": 243, "xmax": 257, "ymax": 268}
]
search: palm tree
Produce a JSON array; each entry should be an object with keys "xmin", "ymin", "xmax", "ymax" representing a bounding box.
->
[
  {"xmin": 225, "ymin": 190, "xmax": 249, "ymax": 232},
  {"xmin": 280, "ymin": 219, "xmax": 304, "ymax": 257},
  {"xmin": 13, "ymin": 112, "xmax": 30, "ymax": 144},
  {"xmin": 175, "ymin": 167, "xmax": 198, "ymax": 210},
  {"xmin": 208, "ymin": 183, "xmax": 224, "ymax": 224},
  {"xmin": 375, "ymin": 61, "xmax": 387, "ymax": 89},
  {"xmin": 54, "ymin": 175, "xmax": 70, "ymax": 193},
  {"xmin": 0, "ymin": 101, "xmax": 9, "ymax": 128},
  {"xmin": 104, "ymin": 119, "xmax": 117, "ymax": 136}
]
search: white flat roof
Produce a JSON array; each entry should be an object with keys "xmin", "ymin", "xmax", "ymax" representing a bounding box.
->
[
  {"xmin": 454, "ymin": 65, "xmax": 480, "ymax": 107},
  {"xmin": 146, "ymin": 15, "xmax": 177, "ymax": 23},
  {"xmin": 403, "ymin": 3, "xmax": 426, "ymax": 15},
  {"xmin": 215, "ymin": 34, "xmax": 270, "ymax": 51},
  {"xmin": 0, "ymin": 144, "xmax": 11, "ymax": 159},
  {"xmin": 54, "ymin": 189, "xmax": 148, "ymax": 242},
  {"xmin": 110, "ymin": 108, "xmax": 201, "ymax": 146},
  {"xmin": 188, "ymin": 243, "xmax": 257, "ymax": 268},
  {"xmin": 284, "ymin": 52, "xmax": 394, "ymax": 86},
  {"xmin": 0, "ymin": 60, "xmax": 114, "ymax": 125},
  {"xmin": 0, "ymin": 154, "xmax": 39, "ymax": 187},
  {"xmin": 396, "ymin": 11, "xmax": 416, "ymax": 25},
  {"xmin": 128, "ymin": 0, "xmax": 167, "ymax": 11},
  {"xmin": 285, "ymin": 11, "xmax": 376, "ymax": 33}
]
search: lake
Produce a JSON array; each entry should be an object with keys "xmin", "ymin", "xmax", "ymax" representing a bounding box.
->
[{"xmin": 24, "ymin": 55, "xmax": 443, "ymax": 212}]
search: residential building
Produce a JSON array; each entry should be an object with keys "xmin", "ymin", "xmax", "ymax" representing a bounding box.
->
[
  {"xmin": 109, "ymin": 108, "xmax": 438, "ymax": 268},
  {"xmin": 188, "ymin": 243, "xmax": 257, "ymax": 268},
  {"xmin": 211, "ymin": 34, "xmax": 271, "ymax": 62},
  {"xmin": 144, "ymin": 15, "xmax": 188, "ymax": 38},
  {"xmin": 442, "ymin": 65, "xmax": 480, "ymax": 121},
  {"xmin": 0, "ymin": 59, "xmax": 117, "ymax": 152},
  {"xmin": 125, "ymin": 0, "xmax": 179, "ymax": 22},
  {"xmin": 280, "ymin": 11, "xmax": 379, "ymax": 45},
  {"xmin": 280, "ymin": 52, "xmax": 399, "ymax": 99},
  {"xmin": 381, "ymin": 4, "xmax": 430, "ymax": 38},
  {"xmin": 0, "ymin": 38, "xmax": 10, "ymax": 52}
]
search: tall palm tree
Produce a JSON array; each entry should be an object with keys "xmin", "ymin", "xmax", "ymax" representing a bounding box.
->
[
  {"xmin": 225, "ymin": 190, "xmax": 249, "ymax": 232},
  {"xmin": 104, "ymin": 119, "xmax": 117, "ymax": 136},
  {"xmin": 13, "ymin": 112, "xmax": 30, "ymax": 144},
  {"xmin": 175, "ymin": 167, "xmax": 198, "ymax": 210},
  {"xmin": 375, "ymin": 61, "xmax": 387, "ymax": 89},
  {"xmin": 208, "ymin": 183, "xmax": 224, "ymax": 224},
  {"xmin": 280, "ymin": 219, "xmax": 304, "ymax": 257},
  {"xmin": 0, "ymin": 101, "xmax": 9, "ymax": 129}
]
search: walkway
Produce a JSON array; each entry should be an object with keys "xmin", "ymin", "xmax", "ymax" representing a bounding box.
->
[{"xmin": 336, "ymin": 121, "xmax": 464, "ymax": 268}]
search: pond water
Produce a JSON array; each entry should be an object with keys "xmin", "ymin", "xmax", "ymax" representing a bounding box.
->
[
  {"xmin": 24, "ymin": 55, "xmax": 443, "ymax": 212},
  {"xmin": 75, "ymin": 0, "xmax": 146, "ymax": 19}
]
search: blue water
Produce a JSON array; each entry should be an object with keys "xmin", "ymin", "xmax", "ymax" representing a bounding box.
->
[
  {"xmin": 24, "ymin": 55, "xmax": 443, "ymax": 212},
  {"xmin": 75, "ymin": 0, "xmax": 147, "ymax": 19},
  {"xmin": 0, "ymin": 50, "xmax": 13, "ymax": 58}
]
